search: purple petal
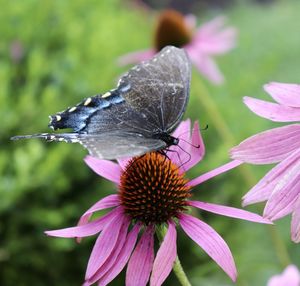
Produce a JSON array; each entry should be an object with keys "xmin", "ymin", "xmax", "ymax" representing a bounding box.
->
[
  {"xmin": 85, "ymin": 211, "xmax": 126, "ymax": 279},
  {"xmin": 193, "ymin": 17, "xmax": 237, "ymax": 56},
  {"xmin": 167, "ymin": 119, "xmax": 191, "ymax": 166},
  {"xmin": 171, "ymin": 119, "xmax": 191, "ymax": 140},
  {"xmin": 150, "ymin": 221, "xmax": 177, "ymax": 286},
  {"xmin": 179, "ymin": 214, "xmax": 237, "ymax": 281},
  {"xmin": 184, "ymin": 14, "xmax": 197, "ymax": 30},
  {"xmin": 231, "ymin": 124, "xmax": 300, "ymax": 164},
  {"xmin": 189, "ymin": 160, "xmax": 242, "ymax": 187},
  {"xmin": 194, "ymin": 16, "xmax": 227, "ymax": 40},
  {"xmin": 117, "ymin": 157, "xmax": 131, "ymax": 170},
  {"xmin": 243, "ymin": 96, "xmax": 300, "ymax": 122},
  {"xmin": 97, "ymin": 224, "xmax": 140, "ymax": 286},
  {"xmin": 267, "ymin": 265, "xmax": 300, "ymax": 286},
  {"xmin": 77, "ymin": 194, "xmax": 120, "ymax": 227},
  {"xmin": 291, "ymin": 198, "xmax": 300, "ymax": 243},
  {"xmin": 264, "ymin": 82, "xmax": 300, "ymax": 108},
  {"xmin": 45, "ymin": 208, "xmax": 119, "ymax": 238},
  {"xmin": 187, "ymin": 48, "xmax": 224, "ymax": 84},
  {"xmin": 84, "ymin": 155, "xmax": 122, "ymax": 184},
  {"xmin": 183, "ymin": 121, "xmax": 205, "ymax": 171},
  {"xmin": 242, "ymin": 148, "xmax": 300, "ymax": 206},
  {"xmin": 189, "ymin": 201, "xmax": 271, "ymax": 224},
  {"xmin": 126, "ymin": 226, "xmax": 155, "ymax": 286},
  {"xmin": 263, "ymin": 158, "xmax": 300, "ymax": 220},
  {"xmin": 86, "ymin": 218, "xmax": 131, "ymax": 285},
  {"xmin": 117, "ymin": 49, "xmax": 155, "ymax": 66}
]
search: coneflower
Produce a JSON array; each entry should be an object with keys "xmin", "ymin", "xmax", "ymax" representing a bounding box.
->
[{"xmin": 46, "ymin": 119, "xmax": 270, "ymax": 286}]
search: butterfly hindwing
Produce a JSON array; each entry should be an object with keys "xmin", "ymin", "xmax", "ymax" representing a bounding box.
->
[
  {"xmin": 78, "ymin": 132, "xmax": 166, "ymax": 159},
  {"xmin": 11, "ymin": 132, "xmax": 166, "ymax": 159}
]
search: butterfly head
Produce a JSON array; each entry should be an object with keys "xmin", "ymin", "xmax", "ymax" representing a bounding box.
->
[{"xmin": 153, "ymin": 132, "xmax": 179, "ymax": 147}]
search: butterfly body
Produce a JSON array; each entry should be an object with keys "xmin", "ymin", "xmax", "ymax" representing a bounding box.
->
[{"xmin": 12, "ymin": 46, "xmax": 191, "ymax": 160}]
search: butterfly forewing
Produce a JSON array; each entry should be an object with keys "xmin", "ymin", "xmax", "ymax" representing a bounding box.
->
[{"xmin": 118, "ymin": 46, "xmax": 191, "ymax": 133}]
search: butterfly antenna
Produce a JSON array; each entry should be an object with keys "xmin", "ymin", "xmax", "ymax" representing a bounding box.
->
[
  {"xmin": 176, "ymin": 123, "xmax": 208, "ymax": 149},
  {"xmin": 178, "ymin": 137, "xmax": 200, "ymax": 149}
]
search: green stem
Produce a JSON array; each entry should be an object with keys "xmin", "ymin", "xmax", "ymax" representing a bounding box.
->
[
  {"xmin": 156, "ymin": 225, "xmax": 192, "ymax": 286},
  {"xmin": 193, "ymin": 78, "xmax": 257, "ymax": 187},
  {"xmin": 172, "ymin": 256, "xmax": 192, "ymax": 286},
  {"xmin": 267, "ymin": 225, "xmax": 291, "ymax": 267}
]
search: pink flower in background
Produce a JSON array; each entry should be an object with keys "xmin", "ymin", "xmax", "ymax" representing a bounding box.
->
[
  {"xmin": 231, "ymin": 82, "xmax": 300, "ymax": 242},
  {"xmin": 46, "ymin": 120, "xmax": 270, "ymax": 286},
  {"xmin": 267, "ymin": 265, "xmax": 300, "ymax": 286},
  {"xmin": 118, "ymin": 10, "xmax": 237, "ymax": 85}
]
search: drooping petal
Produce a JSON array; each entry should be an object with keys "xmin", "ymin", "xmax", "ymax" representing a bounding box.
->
[
  {"xmin": 85, "ymin": 218, "xmax": 131, "ymax": 285},
  {"xmin": 263, "ymin": 158, "xmax": 300, "ymax": 220},
  {"xmin": 264, "ymin": 82, "xmax": 300, "ymax": 107},
  {"xmin": 97, "ymin": 224, "xmax": 141, "ymax": 286},
  {"xmin": 84, "ymin": 156, "xmax": 122, "ymax": 184},
  {"xmin": 117, "ymin": 49, "xmax": 155, "ymax": 66},
  {"xmin": 85, "ymin": 211, "xmax": 126, "ymax": 279},
  {"xmin": 150, "ymin": 221, "xmax": 177, "ymax": 286},
  {"xmin": 45, "ymin": 208, "xmax": 119, "ymax": 238},
  {"xmin": 193, "ymin": 26, "xmax": 237, "ymax": 55},
  {"xmin": 187, "ymin": 47, "xmax": 224, "ymax": 84},
  {"xmin": 243, "ymin": 96, "xmax": 300, "ymax": 122},
  {"xmin": 189, "ymin": 201, "xmax": 271, "ymax": 224},
  {"xmin": 291, "ymin": 197, "xmax": 300, "ymax": 243},
  {"xmin": 194, "ymin": 16, "xmax": 227, "ymax": 40},
  {"xmin": 77, "ymin": 194, "xmax": 120, "ymax": 227},
  {"xmin": 78, "ymin": 195, "xmax": 120, "ymax": 226},
  {"xmin": 179, "ymin": 214, "xmax": 237, "ymax": 281},
  {"xmin": 231, "ymin": 124, "xmax": 300, "ymax": 164},
  {"xmin": 267, "ymin": 265, "xmax": 300, "ymax": 286},
  {"xmin": 189, "ymin": 160, "xmax": 242, "ymax": 187},
  {"xmin": 126, "ymin": 226, "xmax": 155, "ymax": 286},
  {"xmin": 242, "ymin": 148, "xmax": 300, "ymax": 206}
]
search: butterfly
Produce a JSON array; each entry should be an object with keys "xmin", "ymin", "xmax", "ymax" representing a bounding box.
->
[{"xmin": 11, "ymin": 46, "xmax": 191, "ymax": 160}]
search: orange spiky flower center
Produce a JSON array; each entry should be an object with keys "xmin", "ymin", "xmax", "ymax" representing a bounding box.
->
[
  {"xmin": 120, "ymin": 152, "xmax": 191, "ymax": 225},
  {"xmin": 154, "ymin": 9, "xmax": 193, "ymax": 52}
]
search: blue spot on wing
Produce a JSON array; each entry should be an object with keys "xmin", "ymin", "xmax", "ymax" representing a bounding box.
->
[{"xmin": 49, "ymin": 92, "xmax": 125, "ymax": 132}]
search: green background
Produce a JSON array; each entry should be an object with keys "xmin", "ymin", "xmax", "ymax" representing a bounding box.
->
[{"xmin": 1, "ymin": 0, "xmax": 300, "ymax": 285}]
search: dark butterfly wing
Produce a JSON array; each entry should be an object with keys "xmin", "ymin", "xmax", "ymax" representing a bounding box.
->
[
  {"xmin": 12, "ymin": 46, "xmax": 191, "ymax": 159},
  {"xmin": 117, "ymin": 45, "xmax": 191, "ymax": 133},
  {"xmin": 48, "ymin": 46, "xmax": 190, "ymax": 137},
  {"xmin": 11, "ymin": 132, "xmax": 166, "ymax": 159},
  {"xmin": 79, "ymin": 133, "xmax": 166, "ymax": 159}
]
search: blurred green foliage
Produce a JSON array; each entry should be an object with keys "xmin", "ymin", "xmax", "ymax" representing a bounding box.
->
[{"xmin": 1, "ymin": 0, "xmax": 300, "ymax": 285}]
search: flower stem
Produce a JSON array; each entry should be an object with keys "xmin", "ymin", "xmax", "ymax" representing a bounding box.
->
[
  {"xmin": 156, "ymin": 225, "xmax": 192, "ymax": 286},
  {"xmin": 267, "ymin": 225, "xmax": 291, "ymax": 267},
  {"xmin": 172, "ymin": 256, "xmax": 192, "ymax": 286},
  {"xmin": 192, "ymin": 77, "xmax": 256, "ymax": 187}
]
